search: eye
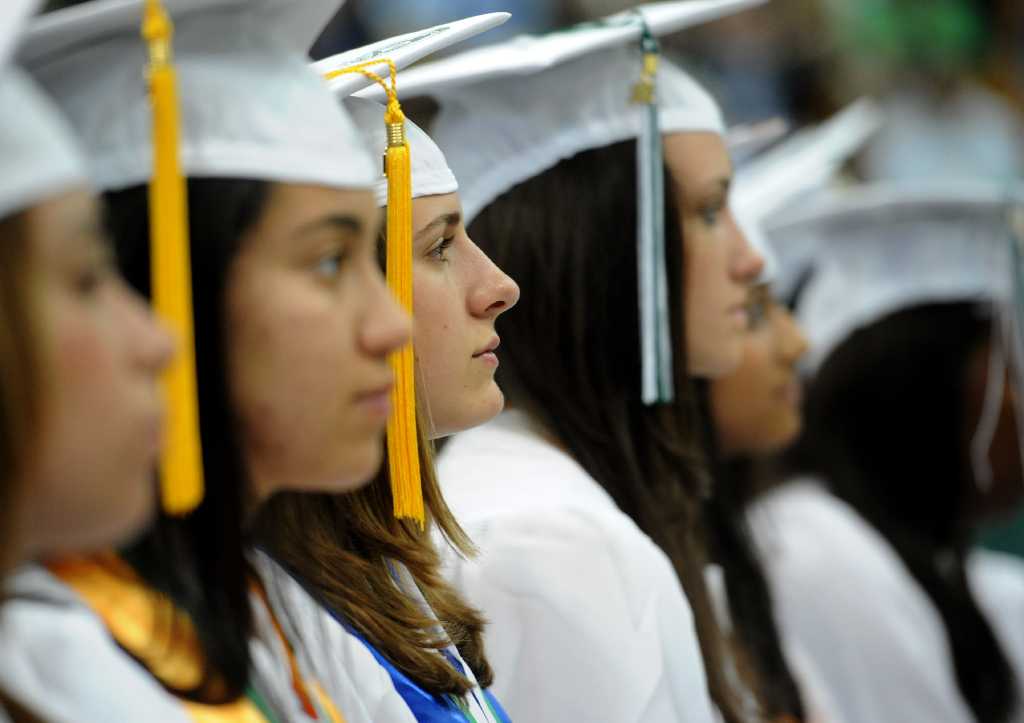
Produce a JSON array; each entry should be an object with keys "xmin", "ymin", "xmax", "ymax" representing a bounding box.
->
[
  {"xmin": 428, "ymin": 235, "xmax": 454, "ymax": 263},
  {"xmin": 314, "ymin": 250, "xmax": 348, "ymax": 279},
  {"xmin": 74, "ymin": 248, "xmax": 116, "ymax": 298},
  {"xmin": 698, "ymin": 200, "xmax": 726, "ymax": 228}
]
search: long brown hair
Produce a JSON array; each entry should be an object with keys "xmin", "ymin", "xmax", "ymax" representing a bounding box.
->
[
  {"xmin": 255, "ymin": 406, "xmax": 493, "ymax": 695},
  {"xmin": 0, "ymin": 212, "xmax": 41, "ymax": 574},
  {"xmin": 467, "ymin": 138, "xmax": 743, "ymax": 722}
]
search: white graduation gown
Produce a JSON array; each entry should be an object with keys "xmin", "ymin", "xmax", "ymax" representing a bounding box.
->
[
  {"xmin": 252, "ymin": 549, "xmax": 504, "ymax": 723},
  {"xmin": 0, "ymin": 561, "xmax": 338, "ymax": 722},
  {"xmin": 251, "ymin": 549, "xmax": 417, "ymax": 723},
  {"xmin": 968, "ymin": 548, "xmax": 1024, "ymax": 719},
  {"xmin": 436, "ymin": 410, "xmax": 717, "ymax": 723},
  {"xmin": 749, "ymin": 480, "xmax": 1024, "ymax": 723},
  {"xmin": 704, "ymin": 564, "xmax": 845, "ymax": 723},
  {"xmin": 0, "ymin": 564, "xmax": 192, "ymax": 722}
]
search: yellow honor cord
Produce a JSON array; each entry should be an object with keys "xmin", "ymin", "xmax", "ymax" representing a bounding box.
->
[
  {"xmin": 143, "ymin": 0, "xmax": 204, "ymax": 516},
  {"xmin": 324, "ymin": 61, "xmax": 423, "ymax": 526}
]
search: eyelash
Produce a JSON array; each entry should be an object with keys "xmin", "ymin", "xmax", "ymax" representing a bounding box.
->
[
  {"xmin": 429, "ymin": 236, "xmax": 454, "ymax": 262},
  {"xmin": 315, "ymin": 250, "xmax": 349, "ymax": 279},
  {"xmin": 699, "ymin": 201, "xmax": 726, "ymax": 227},
  {"xmin": 75, "ymin": 253, "xmax": 115, "ymax": 298}
]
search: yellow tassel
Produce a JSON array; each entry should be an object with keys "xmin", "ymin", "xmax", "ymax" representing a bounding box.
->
[
  {"xmin": 324, "ymin": 61, "xmax": 423, "ymax": 526},
  {"xmin": 142, "ymin": 0, "xmax": 203, "ymax": 516}
]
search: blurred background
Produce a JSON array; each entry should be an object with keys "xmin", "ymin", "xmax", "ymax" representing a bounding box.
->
[
  {"xmin": 313, "ymin": 0, "xmax": 1024, "ymax": 555},
  {"xmin": 313, "ymin": 0, "xmax": 1024, "ymax": 184}
]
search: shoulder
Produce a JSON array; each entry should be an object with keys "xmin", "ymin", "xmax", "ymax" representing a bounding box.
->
[
  {"xmin": 438, "ymin": 412, "xmax": 618, "ymax": 522},
  {"xmin": 750, "ymin": 481, "xmax": 905, "ymax": 586},
  {"xmin": 0, "ymin": 565, "xmax": 190, "ymax": 723},
  {"xmin": 249, "ymin": 550, "xmax": 416, "ymax": 723}
]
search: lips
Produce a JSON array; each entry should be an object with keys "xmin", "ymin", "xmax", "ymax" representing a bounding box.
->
[{"xmin": 473, "ymin": 335, "xmax": 500, "ymax": 358}]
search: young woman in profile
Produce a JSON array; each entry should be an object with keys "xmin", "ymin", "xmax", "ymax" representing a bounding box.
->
[
  {"xmin": 750, "ymin": 185, "xmax": 1024, "ymax": 723},
  {"xmin": 253, "ymin": 90, "xmax": 519, "ymax": 722},
  {"xmin": 2, "ymin": 1, "xmax": 410, "ymax": 720},
  {"xmin": 385, "ymin": 4, "xmax": 769, "ymax": 720}
]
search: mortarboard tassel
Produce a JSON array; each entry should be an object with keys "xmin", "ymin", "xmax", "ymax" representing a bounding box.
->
[
  {"xmin": 142, "ymin": 0, "xmax": 204, "ymax": 515},
  {"xmin": 631, "ymin": 18, "xmax": 674, "ymax": 405},
  {"xmin": 323, "ymin": 60, "xmax": 424, "ymax": 527}
]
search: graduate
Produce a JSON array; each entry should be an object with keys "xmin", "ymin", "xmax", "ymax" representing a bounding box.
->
[
  {"xmin": 1, "ymin": 0, "xmax": 411, "ymax": 720},
  {"xmin": 251, "ymin": 16, "xmax": 521, "ymax": 723},
  {"xmin": 0, "ymin": 2, "xmax": 175, "ymax": 717},
  {"xmin": 695, "ymin": 100, "xmax": 882, "ymax": 723},
  {"xmin": 750, "ymin": 182, "xmax": 1024, "ymax": 723},
  {"xmin": 361, "ymin": 2, "xmax": 770, "ymax": 720}
]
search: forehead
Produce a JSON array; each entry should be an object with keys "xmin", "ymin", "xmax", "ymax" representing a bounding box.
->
[{"xmin": 663, "ymin": 131, "xmax": 732, "ymax": 192}]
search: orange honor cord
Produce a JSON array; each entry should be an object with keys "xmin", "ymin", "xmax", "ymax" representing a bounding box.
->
[
  {"xmin": 142, "ymin": 0, "xmax": 204, "ymax": 515},
  {"xmin": 323, "ymin": 61, "xmax": 423, "ymax": 526}
]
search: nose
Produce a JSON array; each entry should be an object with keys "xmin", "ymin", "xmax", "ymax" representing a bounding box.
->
[
  {"xmin": 118, "ymin": 279, "xmax": 175, "ymax": 374},
  {"xmin": 362, "ymin": 265, "xmax": 412, "ymax": 359},
  {"xmin": 466, "ymin": 239, "xmax": 521, "ymax": 319},
  {"xmin": 729, "ymin": 213, "xmax": 765, "ymax": 284}
]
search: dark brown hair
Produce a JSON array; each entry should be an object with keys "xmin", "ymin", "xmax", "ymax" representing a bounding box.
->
[
  {"xmin": 468, "ymin": 138, "xmax": 743, "ymax": 722},
  {"xmin": 791, "ymin": 301, "xmax": 1016, "ymax": 723},
  {"xmin": 696, "ymin": 379, "xmax": 807, "ymax": 720},
  {"xmin": 0, "ymin": 212, "xmax": 41, "ymax": 574},
  {"xmin": 255, "ymin": 410, "xmax": 493, "ymax": 695}
]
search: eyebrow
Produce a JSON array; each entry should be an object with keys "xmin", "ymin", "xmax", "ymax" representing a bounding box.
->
[
  {"xmin": 292, "ymin": 214, "xmax": 364, "ymax": 239},
  {"xmin": 414, "ymin": 212, "xmax": 461, "ymax": 242}
]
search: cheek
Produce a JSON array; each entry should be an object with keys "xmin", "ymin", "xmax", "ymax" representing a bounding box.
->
[
  {"xmin": 684, "ymin": 230, "xmax": 729, "ymax": 311},
  {"xmin": 28, "ymin": 298, "xmax": 154, "ymax": 552},
  {"xmin": 412, "ymin": 276, "xmax": 462, "ymax": 389},
  {"xmin": 227, "ymin": 274, "xmax": 358, "ymax": 466}
]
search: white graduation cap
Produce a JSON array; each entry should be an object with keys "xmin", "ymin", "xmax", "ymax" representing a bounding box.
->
[
  {"xmin": 312, "ymin": 13, "xmax": 513, "ymax": 206},
  {"xmin": 0, "ymin": 0, "xmax": 87, "ymax": 219},
  {"xmin": 731, "ymin": 99, "xmax": 884, "ymax": 287},
  {"xmin": 341, "ymin": 98, "xmax": 456, "ymax": 207},
  {"xmin": 358, "ymin": 0, "xmax": 766, "ymax": 223},
  {"xmin": 771, "ymin": 181, "xmax": 1024, "ymax": 373},
  {"xmin": 726, "ymin": 116, "xmax": 789, "ymax": 164},
  {"xmin": 23, "ymin": 0, "xmax": 377, "ymax": 193},
  {"xmin": 355, "ymin": 0, "xmax": 766, "ymax": 405},
  {"xmin": 314, "ymin": 13, "xmax": 510, "ymax": 98}
]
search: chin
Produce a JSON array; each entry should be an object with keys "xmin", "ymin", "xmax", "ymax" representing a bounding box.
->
[{"xmin": 323, "ymin": 441, "xmax": 385, "ymax": 493}]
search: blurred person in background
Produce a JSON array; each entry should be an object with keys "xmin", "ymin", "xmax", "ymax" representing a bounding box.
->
[{"xmin": 750, "ymin": 184, "xmax": 1024, "ymax": 723}]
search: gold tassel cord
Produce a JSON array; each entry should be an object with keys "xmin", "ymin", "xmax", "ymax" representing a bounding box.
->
[
  {"xmin": 142, "ymin": 0, "xmax": 204, "ymax": 515},
  {"xmin": 324, "ymin": 61, "xmax": 423, "ymax": 526}
]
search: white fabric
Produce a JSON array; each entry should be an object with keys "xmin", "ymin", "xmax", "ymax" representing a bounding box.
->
[
  {"xmin": 731, "ymin": 99, "xmax": 883, "ymax": 286},
  {"xmin": 313, "ymin": 13, "xmax": 511, "ymax": 98},
  {"xmin": 968, "ymin": 549, "xmax": 1024, "ymax": 705},
  {"xmin": 355, "ymin": 0, "xmax": 765, "ymax": 99},
  {"xmin": 343, "ymin": 97, "xmax": 458, "ymax": 206},
  {"xmin": 0, "ymin": 564, "xmax": 193, "ymax": 723},
  {"xmin": 0, "ymin": 67, "xmax": 87, "ymax": 218},
  {"xmin": 251, "ymin": 550, "xmax": 415, "ymax": 722},
  {"xmin": 0, "ymin": 562, "xmax": 335, "ymax": 722},
  {"xmin": 749, "ymin": 481, "xmax": 1024, "ymax": 723},
  {"xmin": 768, "ymin": 182, "xmax": 1022, "ymax": 373},
  {"xmin": 25, "ymin": 0, "xmax": 377, "ymax": 192},
  {"xmin": 703, "ymin": 563, "xmax": 844, "ymax": 723},
  {"xmin": 0, "ymin": 0, "xmax": 37, "ymax": 69},
  {"xmin": 250, "ymin": 550, "xmax": 416, "ymax": 723},
  {"xmin": 358, "ymin": 2, "xmax": 767, "ymax": 222},
  {"xmin": 436, "ymin": 410, "xmax": 717, "ymax": 722},
  {"xmin": 251, "ymin": 549, "xmax": 500, "ymax": 722},
  {"xmin": 388, "ymin": 560, "xmax": 504, "ymax": 723},
  {"xmin": 431, "ymin": 53, "xmax": 725, "ymax": 223}
]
